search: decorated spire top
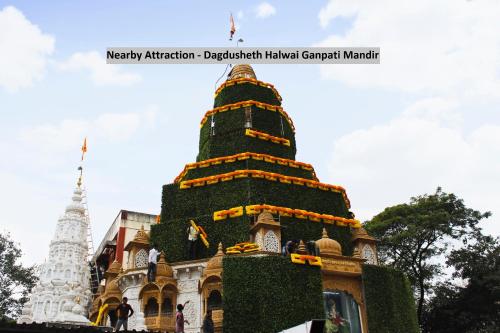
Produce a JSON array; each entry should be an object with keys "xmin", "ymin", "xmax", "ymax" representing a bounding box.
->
[
  {"xmin": 65, "ymin": 187, "xmax": 85, "ymax": 215},
  {"xmin": 227, "ymin": 64, "xmax": 257, "ymax": 80}
]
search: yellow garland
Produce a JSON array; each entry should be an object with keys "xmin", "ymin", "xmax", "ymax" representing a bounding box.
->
[
  {"xmin": 214, "ymin": 77, "xmax": 282, "ymax": 102},
  {"xmin": 245, "ymin": 129, "xmax": 290, "ymax": 146},
  {"xmin": 245, "ymin": 204, "xmax": 360, "ymax": 228},
  {"xmin": 190, "ymin": 220, "xmax": 209, "ymax": 248},
  {"xmin": 179, "ymin": 170, "xmax": 352, "ymax": 208},
  {"xmin": 291, "ymin": 253, "xmax": 322, "ymax": 267},
  {"xmin": 173, "ymin": 152, "xmax": 317, "ymax": 183},
  {"xmin": 226, "ymin": 242, "xmax": 261, "ymax": 254},
  {"xmin": 212, "ymin": 204, "xmax": 360, "ymax": 228},
  {"xmin": 200, "ymin": 100, "xmax": 295, "ymax": 131},
  {"xmin": 213, "ymin": 206, "xmax": 244, "ymax": 221}
]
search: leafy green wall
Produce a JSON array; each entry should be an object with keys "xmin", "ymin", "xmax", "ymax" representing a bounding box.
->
[
  {"xmin": 222, "ymin": 256, "xmax": 324, "ymax": 333},
  {"xmin": 153, "ymin": 73, "xmax": 353, "ymax": 262},
  {"xmin": 362, "ymin": 265, "xmax": 419, "ymax": 333},
  {"xmin": 182, "ymin": 158, "xmax": 316, "ymax": 181},
  {"xmin": 214, "ymin": 82, "xmax": 281, "ymax": 107}
]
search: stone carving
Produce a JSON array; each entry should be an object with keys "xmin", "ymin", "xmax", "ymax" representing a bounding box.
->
[
  {"xmin": 362, "ymin": 244, "xmax": 376, "ymax": 264},
  {"xmin": 135, "ymin": 249, "xmax": 148, "ymax": 268},
  {"xmin": 178, "ymin": 280, "xmax": 198, "ymax": 293},
  {"xmin": 255, "ymin": 232, "xmax": 263, "ymax": 249},
  {"xmin": 18, "ymin": 187, "xmax": 91, "ymax": 324},
  {"xmin": 263, "ymin": 230, "xmax": 280, "ymax": 253}
]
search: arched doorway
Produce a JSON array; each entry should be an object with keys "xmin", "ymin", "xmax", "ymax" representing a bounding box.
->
[
  {"xmin": 323, "ymin": 291, "xmax": 362, "ymax": 333},
  {"xmin": 144, "ymin": 297, "xmax": 159, "ymax": 317},
  {"xmin": 207, "ymin": 290, "xmax": 222, "ymax": 311}
]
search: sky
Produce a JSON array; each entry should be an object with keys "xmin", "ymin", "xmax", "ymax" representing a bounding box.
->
[{"xmin": 0, "ymin": 0, "xmax": 499, "ymax": 267}]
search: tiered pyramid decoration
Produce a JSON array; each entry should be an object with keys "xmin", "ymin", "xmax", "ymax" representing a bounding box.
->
[{"xmin": 152, "ymin": 64, "xmax": 360, "ymax": 261}]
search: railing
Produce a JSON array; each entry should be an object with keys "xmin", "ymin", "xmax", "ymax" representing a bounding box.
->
[
  {"xmin": 160, "ymin": 314, "xmax": 175, "ymax": 327},
  {"xmin": 212, "ymin": 309, "xmax": 224, "ymax": 324},
  {"xmin": 144, "ymin": 314, "xmax": 175, "ymax": 330},
  {"xmin": 145, "ymin": 317, "xmax": 157, "ymax": 326}
]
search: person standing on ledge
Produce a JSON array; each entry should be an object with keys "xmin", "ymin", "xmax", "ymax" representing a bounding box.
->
[
  {"xmin": 115, "ymin": 297, "xmax": 134, "ymax": 332},
  {"xmin": 187, "ymin": 220, "xmax": 199, "ymax": 260},
  {"xmin": 176, "ymin": 300, "xmax": 190, "ymax": 333},
  {"xmin": 148, "ymin": 244, "xmax": 159, "ymax": 282},
  {"xmin": 202, "ymin": 309, "xmax": 215, "ymax": 333}
]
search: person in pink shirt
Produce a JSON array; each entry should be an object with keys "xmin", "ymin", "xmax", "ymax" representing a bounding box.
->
[{"xmin": 175, "ymin": 300, "xmax": 190, "ymax": 333}]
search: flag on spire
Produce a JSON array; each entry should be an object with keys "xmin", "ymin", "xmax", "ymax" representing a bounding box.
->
[
  {"xmin": 81, "ymin": 138, "xmax": 87, "ymax": 161},
  {"xmin": 229, "ymin": 13, "xmax": 236, "ymax": 41}
]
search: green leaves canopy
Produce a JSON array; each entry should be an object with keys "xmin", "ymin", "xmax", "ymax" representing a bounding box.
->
[
  {"xmin": 364, "ymin": 187, "xmax": 491, "ymax": 323},
  {"xmin": 0, "ymin": 232, "xmax": 38, "ymax": 320}
]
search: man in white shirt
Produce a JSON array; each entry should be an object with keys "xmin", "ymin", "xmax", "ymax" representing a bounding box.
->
[
  {"xmin": 147, "ymin": 245, "xmax": 159, "ymax": 282},
  {"xmin": 187, "ymin": 221, "xmax": 199, "ymax": 260}
]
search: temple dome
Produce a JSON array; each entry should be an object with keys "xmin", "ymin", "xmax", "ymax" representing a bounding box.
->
[
  {"xmin": 257, "ymin": 211, "xmax": 276, "ymax": 224},
  {"xmin": 206, "ymin": 243, "xmax": 224, "ymax": 270},
  {"xmin": 227, "ymin": 64, "xmax": 257, "ymax": 80},
  {"xmin": 156, "ymin": 252, "xmax": 173, "ymax": 278},
  {"xmin": 316, "ymin": 228, "xmax": 342, "ymax": 256}
]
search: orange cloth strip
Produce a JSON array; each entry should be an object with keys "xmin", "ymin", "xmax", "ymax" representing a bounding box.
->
[
  {"xmin": 245, "ymin": 129, "xmax": 290, "ymax": 146},
  {"xmin": 179, "ymin": 170, "xmax": 351, "ymax": 208},
  {"xmin": 200, "ymin": 99, "xmax": 294, "ymax": 131},
  {"xmin": 173, "ymin": 152, "xmax": 317, "ymax": 183}
]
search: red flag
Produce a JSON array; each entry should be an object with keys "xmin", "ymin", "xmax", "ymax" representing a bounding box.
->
[
  {"xmin": 81, "ymin": 138, "xmax": 87, "ymax": 161},
  {"xmin": 229, "ymin": 13, "xmax": 236, "ymax": 41}
]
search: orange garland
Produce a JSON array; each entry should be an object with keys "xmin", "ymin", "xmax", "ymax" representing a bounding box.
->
[
  {"xmin": 173, "ymin": 152, "xmax": 317, "ymax": 183},
  {"xmin": 214, "ymin": 77, "xmax": 282, "ymax": 102},
  {"xmin": 179, "ymin": 170, "xmax": 351, "ymax": 208},
  {"xmin": 245, "ymin": 129, "xmax": 290, "ymax": 146},
  {"xmin": 200, "ymin": 100, "xmax": 295, "ymax": 132}
]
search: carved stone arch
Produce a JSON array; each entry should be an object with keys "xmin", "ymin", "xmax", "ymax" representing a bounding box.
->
[
  {"xmin": 200, "ymin": 274, "xmax": 221, "ymax": 291},
  {"xmin": 322, "ymin": 277, "xmax": 363, "ymax": 306},
  {"xmin": 160, "ymin": 282, "xmax": 178, "ymax": 295},
  {"xmin": 103, "ymin": 296, "xmax": 121, "ymax": 305},
  {"xmin": 160, "ymin": 284, "xmax": 177, "ymax": 316},
  {"xmin": 138, "ymin": 283, "xmax": 161, "ymax": 300}
]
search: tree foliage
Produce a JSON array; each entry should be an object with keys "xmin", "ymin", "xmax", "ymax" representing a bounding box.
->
[
  {"xmin": 0, "ymin": 232, "xmax": 38, "ymax": 320},
  {"xmin": 364, "ymin": 188, "xmax": 491, "ymax": 323},
  {"xmin": 422, "ymin": 234, "xmax": 500, "ymax": 333}
]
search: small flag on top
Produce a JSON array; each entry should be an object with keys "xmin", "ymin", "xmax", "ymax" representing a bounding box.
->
[
  {"xmin": 81, "ymin": 138, "xmax": 87, "ymax": 161},
  {"xmin": 229, "ymin": 13, "xmax": 236, "ymax": 41}
]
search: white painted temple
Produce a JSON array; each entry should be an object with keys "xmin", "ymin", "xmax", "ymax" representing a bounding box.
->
[{"xmin": 18, "ymin": 182, "xmax": 92, "ymax": 324}]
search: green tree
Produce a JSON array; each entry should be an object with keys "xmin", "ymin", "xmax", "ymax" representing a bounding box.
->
[
  {"xmin": 0, "ymin": 232, "xmax": 38, "ymax": 320},
  {"xmin": 422, "ymin": 234, "xmax": 500, "ymax": 332},
  {"xmin": 364, "ymin": 188, "xmax": 491, "ymax": 324}
]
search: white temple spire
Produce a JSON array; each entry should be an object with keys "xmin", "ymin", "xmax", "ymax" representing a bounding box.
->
[{"xmin": 18, "ymin": 169, "xmax": 92, "ymax": 324}]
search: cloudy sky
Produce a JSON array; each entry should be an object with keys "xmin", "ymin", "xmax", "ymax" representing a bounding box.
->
[{"xmin": 1, "ymin": 0, "xmax": 499, "ymax": 266}]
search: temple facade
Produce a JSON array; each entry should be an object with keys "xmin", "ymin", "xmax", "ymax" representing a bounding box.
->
[
  {"xmin": 89, "ymin": 215, "xmax": 377, "ymax": 332},
  {"xmin": 88, "ymin": 65, "xmax": 381, "ymax": 333},
  {"xmin": 18, "ymin": 186, "xmax": 92, "ymax": 325}
]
